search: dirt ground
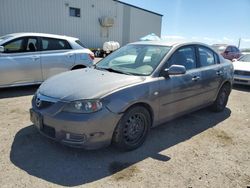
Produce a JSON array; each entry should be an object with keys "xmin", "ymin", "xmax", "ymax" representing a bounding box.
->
[{"xmin": 0, "ymin": 85, "xmax": 249, "ymax": 188}]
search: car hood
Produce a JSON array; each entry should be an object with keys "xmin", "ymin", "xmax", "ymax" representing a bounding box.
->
[
  {"xmin": 233, "ymin": 61, "xmax": 250, "ymax": 71},
  {"xmin": 38, "ymin": 68, "xmax": 144, "ymax": 101}
]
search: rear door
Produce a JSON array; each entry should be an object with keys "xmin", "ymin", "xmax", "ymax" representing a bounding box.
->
[
  {"xmin": 0, "ymin": 37, "xmax": 42, "ymax": 87},
  {"xmin": 158, "ymin": 45, "xmax": 203, "ymax": 122},
  {"xmin": 40, "ymin": 37, "xmax": 75, "ymax": 80},
  {"xmin": 196, "ymin": 45, "xmax": 224, "ymax": 103}
]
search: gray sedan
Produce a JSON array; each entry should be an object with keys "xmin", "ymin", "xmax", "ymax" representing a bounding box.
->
[
  {"xmin": 30, "ymin": 41, "xmax": 234, "ymax": 151},
  {"xmin": 0, "ymin": 33, "xmax": 94, "ymax": 88}
]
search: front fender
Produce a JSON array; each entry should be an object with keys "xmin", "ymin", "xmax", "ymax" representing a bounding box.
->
[{"xmin": 104, "ymin": 79, "xmax": 160, "ymax": 118}]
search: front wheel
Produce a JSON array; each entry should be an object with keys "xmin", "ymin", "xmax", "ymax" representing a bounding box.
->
[
  {"xmin": 210, "ymin": 84, "xmax": 230, "ymax": 112},
  {"xmin": 112, "ymin": 106, "xmax": 151, "ymax": 151}
]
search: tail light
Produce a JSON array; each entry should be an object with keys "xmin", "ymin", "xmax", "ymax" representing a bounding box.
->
[{"xmin": 88, "ymin": 53, "xmax": 95, "ymax": 61}]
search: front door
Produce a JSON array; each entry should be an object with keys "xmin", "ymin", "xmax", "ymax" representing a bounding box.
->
[
  {"xmin": 158, "ymin": 46, "xmax": 203, "ymax": 123},
  {"xmin": 0, "ymin": 37, "xmax": 42, "ymax": 87}
]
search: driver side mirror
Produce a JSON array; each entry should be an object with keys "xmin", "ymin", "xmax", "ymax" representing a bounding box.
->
[
  {"xmin": 0, "ymin": 46, "xmax": 4, "ymax": 53},
  {"xmin": 161, "ymin": 65, "xmax": 186, "ymax": 78}
]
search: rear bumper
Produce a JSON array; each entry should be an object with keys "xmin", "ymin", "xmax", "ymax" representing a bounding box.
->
[{"xmin": 30, "ymin": 107, "xmax": 122, "ymax": 150}]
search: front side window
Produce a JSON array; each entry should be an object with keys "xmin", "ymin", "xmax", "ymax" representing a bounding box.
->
[
  {"xmin": 4, "ymin": 39, "xmax": 24, "ymax": 53},
  {"xmin": 168, "ymin": 46, "xmax": 196, "ymax": 70},
  {"xmin": 226, "ymin": 46, "xmax": 232, "ymax": 53},
  {"xmin": 26, "ymin": 38, "xmax": 38, "ymax": 52},
  {"xmin": 96, "ymin": 45, "xmax": 171, "ymax": 76},
  {"xmin": 3, "ymin": 37, "xmax": 38, "ymax": 53},
  {"xmin": 198, "ymin": 47, "xmax": 215, "ymax": 67},
  {"xmin": 41, "ymin": 38, "xmax": 72, "ymax": 51}
]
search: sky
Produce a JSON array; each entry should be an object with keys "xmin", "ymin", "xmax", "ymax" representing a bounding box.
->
[{"xmin": 121, "ymin": 0, "xmax": 250, "ymax": 48}]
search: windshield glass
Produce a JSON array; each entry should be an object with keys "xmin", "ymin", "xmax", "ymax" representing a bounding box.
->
[
  {"xmin": 96, "ymin": 44, "xmax": 171, "ymax": 76},
  {"xmin": 212, "ymin": 45, "xmax": 226, "ymax": 53},
  {"xmin": 238, "ymin": 54, "xmax": 250, "ymax": 62},
  {"xmin": 0, "ymin": 35, "xmax": 13, "ymax": 42}
]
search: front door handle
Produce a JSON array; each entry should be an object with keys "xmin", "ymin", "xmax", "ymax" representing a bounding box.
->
[
  {"xmin": 192, "ymin": 76, "xmax": 200, "ymax": 81},
  {"xmin": 32, "ymin": 56, "xmax": 40, "ymax": 61},
  {"xmin": 216, "ymin": 70, "xmax": 223, "ymax": 76}
]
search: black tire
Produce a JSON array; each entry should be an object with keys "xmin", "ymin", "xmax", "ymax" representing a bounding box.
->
[
  {"xmin": 71, "ymin": 65, "xmax": 85, "ymax": 70},
  {"xmin": 210, "ymin": 84, "xmax": 230, "ymax": 112},
  {"xmin": 112, "ymin": 106, "xmax": 151, "ymax": 151}
]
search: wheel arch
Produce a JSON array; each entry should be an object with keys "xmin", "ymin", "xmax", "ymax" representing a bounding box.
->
[
  {"xmin": 220, "ymin": 80, "xmax": 232, "ymax": 93},
  {"xmin": 213, "ymin": 80, "xmax": 232, "ymax": 101},
  {"xmin": 71, "ymin": 64, "xmax": 86, "ymax": 70},
  {"xmin": 123, "ymin": 102, "xmax": 154, "ymax": 127}
]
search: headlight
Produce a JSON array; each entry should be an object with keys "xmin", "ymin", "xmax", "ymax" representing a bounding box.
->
[{"xmin": 63, "ymin": 100, "xmax": 103, "ymax": 113}]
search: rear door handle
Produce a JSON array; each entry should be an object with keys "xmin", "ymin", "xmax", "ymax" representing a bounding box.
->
[
  {"xmin": 192, "ymin": 76, "xmax": 200, "ymax": 81},
  {"xmin": 67, "ymin": 53, "xmax": 74, "ymax": 58}
]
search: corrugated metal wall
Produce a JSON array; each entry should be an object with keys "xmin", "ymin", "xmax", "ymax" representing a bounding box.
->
[{"xmin": 0, "ymin": 0, "xmax": 162, "ymax": 48}]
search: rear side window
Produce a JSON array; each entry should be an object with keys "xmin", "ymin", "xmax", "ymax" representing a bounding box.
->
[
  {"xmin": 168, "ymin": 46, "xmax": 196, "ymax": 70},
  {"xmin": 75, "ymin": 40, "xmax": 86, "ymax": 48},
  {"xmin": 198, "ymin": 47, "xmax": 215, "ymax": 67},
  {"xmin": 41, "ymin": 38, "xmax": 72, "ymax": 51}
]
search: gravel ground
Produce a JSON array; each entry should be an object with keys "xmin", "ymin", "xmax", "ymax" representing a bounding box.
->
[{"xmin": 0, "ymin": 85, "xmax": 249, "ymax": 188}]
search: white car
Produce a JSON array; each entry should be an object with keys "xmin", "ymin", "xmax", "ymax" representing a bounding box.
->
[
  {"xmin": 0, "ymin": 33, "xmax": 94, "ymax": 88},
  {"xmin": 233, "ymin": 54, "xmax": 250, "ymax": 85}
]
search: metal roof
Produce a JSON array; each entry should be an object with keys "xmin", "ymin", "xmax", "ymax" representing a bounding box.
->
[
  {"xmin": 114, "ymin": 0, "xmax": 163, "ymax": 17},
  {"xmin": 3, "ymin": 32, "xmax": 79, "ymax": 40}
]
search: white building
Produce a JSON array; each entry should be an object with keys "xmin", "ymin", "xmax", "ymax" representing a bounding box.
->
[{"xmin": 0, "ymin": 0, "xmax": 163, "ymax": 48}]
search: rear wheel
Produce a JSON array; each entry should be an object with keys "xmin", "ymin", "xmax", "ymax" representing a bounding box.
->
[
  {"xmin": 112, "ymin": 106, "xmax": 151, "ymax": 151},
  {"xmin": 210, "ymin": 84, "xmax": 230, "ymax": 112},
  {"xmin": 71, "ymin": 65, "xmax": 85, "ymax": 70}
]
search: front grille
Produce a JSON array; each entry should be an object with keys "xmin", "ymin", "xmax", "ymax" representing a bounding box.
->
[
  {"xmin": 33, "ymin": 94, "xmax": 55, "ymax": 109},
  {"xmin": 41, "ymin": 124, "xmax": 56, "ymax": 138},
  {"xmin": 234, "ymin": 79, "xmax": 248, "ymax": 83},
  {"xmin": 38, "ymin": 101, "xmax": 54, "ymax": 109},
  {"xmin": 234, "ymin": 70, "xmax": 250, "ymax": 76}
]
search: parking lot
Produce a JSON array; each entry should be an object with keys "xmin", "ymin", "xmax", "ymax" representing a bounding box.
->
[{"xmin": 0, "ymin": 84, "xmax": 249, "ymax": 188}]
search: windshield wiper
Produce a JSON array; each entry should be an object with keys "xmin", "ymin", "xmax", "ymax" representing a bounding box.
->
[{"xmin": 96, "ymin": 67, "xmax": 132, "ymax": 75}]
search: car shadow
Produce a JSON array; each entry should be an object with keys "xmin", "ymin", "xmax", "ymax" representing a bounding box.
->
[
  {"xmin": 0, "ymin": 85, "xmax": 39, "ymax": 99},
  {"xmin": 233, "ymin": 84, "xmax": 250, "ymax": 92},
  {"xmin": 10, "ymin": 108, "xmax": 231, "ymax": 186}
]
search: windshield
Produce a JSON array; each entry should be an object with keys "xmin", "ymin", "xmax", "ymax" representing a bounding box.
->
[
  {"xmin": 0, "ymin": 35, "xmax": 13, "ymax": 43},
  {"xmin": 212, "ymin": 45, "xmax": 226, "ymax": 53},
  {"xmin": 96, "ymin": 44, "xmax": 171, "ymax": 76},
  {"xmin": 238, "ymin": 54, "xmax": 250, "ymax": 62}
]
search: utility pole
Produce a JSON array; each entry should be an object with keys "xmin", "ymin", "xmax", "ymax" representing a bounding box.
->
[{"xmin": 238, "ymin": 38, "xmax": 241, "ymax": 49}]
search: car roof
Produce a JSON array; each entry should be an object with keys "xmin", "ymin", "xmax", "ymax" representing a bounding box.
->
[
  {"xmin": 3, "ymin": 32, "xmax": 79, "ymax": 41},
  {"xmin": 130, "ymin": 40, "xmax": 212, "ymax": 48}
]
